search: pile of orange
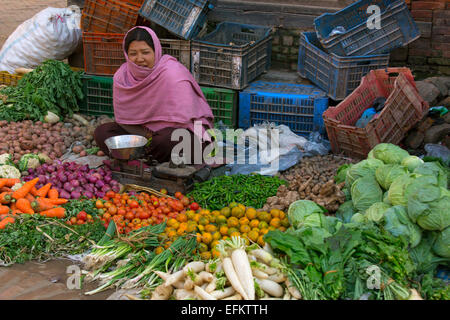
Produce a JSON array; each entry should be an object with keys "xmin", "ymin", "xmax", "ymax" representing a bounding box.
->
[{"xmin": 159, "ymin": 202, "xmax": 290, "ymax": 260}]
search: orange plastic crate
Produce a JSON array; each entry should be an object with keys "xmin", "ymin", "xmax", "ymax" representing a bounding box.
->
[
  {"xmin": 81, "ymin": 0, "xmax": 140, "ymax": 34},
  {"xmin": 124, "ymin": 0, "xmax": 145, "ymax": 7},
  {"xmin": 322, "ymin": 68, "xmax": 429, "ymax": 159},
  {"xmin": 83, "ymin": 32, "xmax": 125, "ymax": 76}
]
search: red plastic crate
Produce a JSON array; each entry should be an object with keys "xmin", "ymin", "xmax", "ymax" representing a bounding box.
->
[
  {"xmin": 81, "ymin": 0, "xmax": 140, "ymax": 34},
  {"xmin": 322, "ymin": 68, "xmax": 429, "ymax": 159},
  {"xmin": 124, "ymin": 0, "xmax": 145, "ymax": 6},
  {"xmin": 83, "ymin": 32, "xmax": 125, "ymax": 76}
]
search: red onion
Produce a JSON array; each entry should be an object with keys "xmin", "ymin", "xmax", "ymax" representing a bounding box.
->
[
  {"xmin": 60, "ymin": 190, "xmax": 71, "ymax": 199},
  {"xmin": 47, "ymin": 165, "xmax": 56, "ymax": 173},
  {"xmin": 83, "ymin": 190, "xmax": 94, "ymax": 198},
  {"xmin": 70, "ymin": 180, "xmax": 80, "ymax": 188},
  {"xmin": 104, "ymin": 175, "xmax": 112, "ymax": 183},
  {"xmin": 71, "ymin": 190, "xmax": 81, "ymax": 199},
  {"xmin": 111, "ymin": 185, "xmax": 120, "ymax": 193},
  {"xmin": 96, "ymin": 191, "xmax": 106, "ymax": 198},
  {"xmin": 27, "ymin": 168, "xmax": 34, "ymax": 175},
  {"xmin": 88, "ymin": 175, "xmax": 98, "ymax": 184},
  {"xmin": 57, "ymin": 172, "xmax": 67, "ymax": 183},
  {"xmin": 95, "ymin": 180, "xmax": 105, "ymax": 189},
  {"xmin": 64, "ymin": 182, "xmax": 74, "ymax": 192},
  {"xmin": 101, "ymin": 185, "xmax": 111, "ymax": 193}
]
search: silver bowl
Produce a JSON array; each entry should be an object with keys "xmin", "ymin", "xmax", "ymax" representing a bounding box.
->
[{"xmin": 104, "ymin": 135, "xmax": 148, "ymax": 160}]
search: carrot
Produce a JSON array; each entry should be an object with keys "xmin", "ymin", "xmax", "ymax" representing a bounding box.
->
[
  {"xmin": 0, "ymin": 187, "xmax": 12, "ymax": 193},
  {"xmin": 10, "ymin": 210, "xmax": 21, "ymax": 216},
  {"xmin": 46, "ymin": 198, "xmax": 68, "ymax": 205},
  {"xmin": 0, "ymin": 205, "xmax": 10, "ymax": 215},
  {"xmin": 25, "ymin": 193, "xmax": 35, "ymax": 203},
  {"xmin": 9, "ymin": 202, "xmax": 17, "ymax": 211},
  {"xmin": 31, "ymin": 198, "xmax": 57, "ymax": 212},
  {"xmin": 39, "ymin": 207, "xmax": 66, "ymax": 219},
  {"xmin": 16, "ymin": 198, "xmax": 34, "ymax": 215},
  {"xmin": 35, "ymin": 183, "xmax": 52, "ymax": 198},
  {"xmin": 0, "ymin": 192, "xmax": 12, "ymax": 204},
  {"xmin": 0, "ymin": 179, "xmax": 7, "ymax": 189},
  {"xmin": 0, "ymin": 216, "xmax": 15, "ymax": 229},
  {"xmin": 47, "ymin": 188, "xmax": 59, "ymax": 199},
  {"xmin": 12, "ymin": 178, "xmax": 39, "ymax": 200},
  {"xmin": 30, "ymin": 186, "xmax": 38, "ymax": 197},
  {"xmin": 4, "ymin": 179, "xmax": 20, "ymax": 187}
]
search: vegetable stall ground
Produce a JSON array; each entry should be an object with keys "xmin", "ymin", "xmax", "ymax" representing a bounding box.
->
[{"xmin": 0, "ymin": 61, "xmax": 449, "ymax": 301}]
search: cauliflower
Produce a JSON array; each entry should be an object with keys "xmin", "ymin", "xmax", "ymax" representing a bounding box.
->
[
  {"xmin": 0, "ymin": 153, "xmax": 14, "ymax": 166},
  {"xmin": 18, "ymin": 154, "xmax": 41, "ymax": 172},
  {"xmin": 0, "ymin": 165, "xmax": 21, "ymax": 179}
]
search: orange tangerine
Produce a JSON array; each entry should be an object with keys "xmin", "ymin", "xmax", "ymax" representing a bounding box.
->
[
  {"xmin": 231, "ymin": 206, "xmax": 244, "ymax": 218},
  {"xmin": 227, "ymin": 227, "xmax": 239, "ymax": 236},
  {"xmin": 245, "ymin": 207, "xmax": 257, "ymax": 220},
  {"xmin": 279, "ymin": 211, "xmax": 286, "ymax": 220},
  {"xmin": 251, "ymin": 227, "xmax": 260, "ymax": 234},
  {"xmin": 258, "ymin": 221, "xmax": 269, "ymax": 230},
  {"xmin": 268, "ymin": 226, "xmax": 277, "ymax": 232},
  {"xmin": 196, "ymin": 233, "xmax": 202, "ymax": 243},
  {"xmin": 279, "ymin": 226, "xmax": 287, "ymax": 232},
  {"xmin": 186, "ymin": 222, "xmax": 198, "ymax": 233},
  {"xmin": 216, "ymin": 215, "xmax": 227, "ymax": 225},
  {"xmin": 240, "ymin": 224, "xmax": 251, "ymax": 234},
  {"xmin": 257, "ymin": 235, "xmax": 265, "ymax": 247},
  {"xmin": 176, "ymin": 213, "xmax": 188, "ymax": 223},
  {"xmin": 220, "ymin": 207, "xmax": 231, "ymax": 218},
  {"xmin": 154, "ymin": 246, "xmax": 164, "ymax": 255},
  {"xmin": 270, "ymin": 209, "xmax": 280, "ymax": 218},
  {"xmin": 198, "ymin": 242, "xmax": 209, "ymax": 253},
  {"xmin": 249, "ymin": 219, "xmax": 260, "ymax": 228},
  {"xmin": 167, "ymin": 218, "xmax": 178, "ymax": 228},
  {"xmin": 270, "ymin": 218, "xmax": 281, "ymax": 228},
  {"xmin": 199, "ymin": 209, "xmax": 210, "ymax": 216},
  {"xmin": 193, "ymin": 214, "xmax": 201, "ymax": 222},
  {"xmin": 260, "ymin": 228, "xmax": 269, "ymax": 235},
  {"xmin": 186, "ymin": 210, "xmax": 196, "ymax": 220},
  {"xmin": 248, "ymin": 230, "xmax": 259, "ymax": 242},
  {"xmin": 202, "ymin": 232, "xmax": 213, "ymax": 245},
  {"xmin": 199, "ymin": 217, "xmax": 210, "ymax": 226},
  {"xmin": 210, "ymin": 240, "xmax": 220, "ymax": 249},
  {"xmin": 207, "ymin": 215, "xmax": 216, "ymax": 223},
  {"xmin": 229, "ymin": 202, "xmax": 238, "ymax": 208},
  {"xmin": 219, "ymin": 225, "xmax": 229, "ymax": 236},
  {"xmin": 261, "ymin": 212, "xmax": 272, "ymax": 223},
  {"xmin": 281, "ymin": 217, "xmax": 290, "ymax": 228},
  {"xmin": 227, "ymin": 217, "xmax": 239, "ymax": 228},
  {"xmin": 222, "ymin": 235, "xmax": 230, "ymax": 241},
  {"xmin": 239, "ymin": 217, "xmax": 250, "ymax": 225},
  {"xmin": 197, "ymin": 225, "xmax": 205, "ymax": 232},
  {"xmin": 212, "ymin": 231, "xmax": 221, "ymax": 241},
  {"xmin": 238, "ymin": 203, "xmax": 246, "ymax": 212},
  {"xmin": 229, "ymin": 231, "xmax": 241, "ymax": 238},
  {"xmin": 211, "ymin": 210, "xmax": 221, "ymax": 216},
  {"xmin": 200, "ymin": 251, "xmax": 212, "ymax": 260},
  {"xmin": 205, "ymin": 224, "xmax": 217, "ymax": 233},
  {"xmin": 211, "ymin": 249, "xmax": 221, "ymax": 259}
]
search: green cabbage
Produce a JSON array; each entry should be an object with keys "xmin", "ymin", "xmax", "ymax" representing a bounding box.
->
[
  {"xmin": 364, "ymin": 202, "xmax": 391, "ymax": 222},
  {"xmin": 350, "ymin": 212, "xmax": 367, "ymax": 224},
  {"xmin": 414, "ymin": 161, "xmax": 448, "ymax": 188},
  {"xmin": 383, "ymin": 191, "xmax": 391, "ymax": 205},
  {"xmin": 433, "ymin": 227, "xmax": 450, "ymax": 258},
  {"xmin": 388, "ymin": 173, "xmax": 418, "ymax": 206},
  {"xmin": 401, "ymin": 155, "xmax": 424, "ymax": 172},
  {"xmin": 287, "ymin": 200, "xmax": 327, "ymax": 229},
  {"xmin": 345, "ymin": 158, "xmax": 384, "ymax": 188},
  {"xmin": 407, "ymin": 187, "xmax": 450, "ymax": 231},
  {"xmin": 375, "ymin": 164, "xmax": 409, "ymax": 190},
  {"xmin": 334, "ymin": 164, "xmax": 352, "ymax": 184},
  {"xmin": 335, "ymin": 200, "xmax": 356, "ymax": 223},
  {"xmin": 368, "ymin": 143, "xmax": 410, "ymax": 165},
  {"xmin": 383, "ymin": 205, "xmax": 422, "ymax": 248},
  {"xmin": 351, "ymin": 175, "xmax": 383, "ymax": 212}
]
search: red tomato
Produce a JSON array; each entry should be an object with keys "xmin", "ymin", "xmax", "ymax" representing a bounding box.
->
[
  {"xmin": 189, "ymin": 202, "xmax": 199, "ymax": 211},
  {"xmin": 160, "ymin": 189, "xmax": 168, "ymax": 195},
  {"xmin": 174, "ymin": 192, "xmax": 183, "ymax": 200},
  {"xmin": 77, "ymin": 211, "xmax": 87, "ymax": 221},
  {"xmin": 70, "ymin": 217, "xmax": 77, "ymax": 224},
  {"xmin": 140, "ymin": 211, "xmax": 150, "ymax": 219},
  {"xmin": 153, "ymin": 201, "xmax": 159, "ymax": 208},
  {"xmin": 77, "ymin": 220, "xmax": 85, "ymax": 225}
]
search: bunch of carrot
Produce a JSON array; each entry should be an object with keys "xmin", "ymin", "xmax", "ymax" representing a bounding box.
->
[{"xmin": 0, "ymin": 177, "xmax": 68, "ymax": 230}]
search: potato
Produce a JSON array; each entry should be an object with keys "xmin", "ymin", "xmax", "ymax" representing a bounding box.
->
[
  {"xmin": 97, "ymin": 150, "xmax": 105, "ymax": 157},
  {"xmin": 79, "ymin": 150, "xmax": 87, "ymax": 157},
  {"xmin": 72, "ymin": 145, "xmax": 83, "ymax": 154}
]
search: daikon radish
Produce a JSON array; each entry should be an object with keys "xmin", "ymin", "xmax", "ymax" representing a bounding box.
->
[
  {"xmin": 222, "ymin": 293, "xmax": 242, "ymax": 300},
  {"xmin": 199, "ymin": 271, "xmax": 214, "ymax": 283},
  {"xmin": 194, "ymin": 285, "xmax": 217, "ymax": 300},
  {"xmin": 285, "ymin": 278, "xmax": 302, "ymax": 300},
  {"xmin": 250, "ymin": 248, "xmax": 273, "ymax": 265},
  {"xmin": 211, "ymin": 287, "xmax": 235, "ymax": 299},
  {"xmin": 255, "ymin": 279, "xmax": 284, "ymax": 298},
  {"xmin": 268, "ymin": 273, "xmax": 287, "ymax": 283},
  {"xmin": 228, "ymin": 237, "xmax": 255, "ymax": 300},
  {"xmin": 205, "ymin": 278, "xmax": 217, "ymax": 293},
  {"xmin": 184, "ymin": 278, "xmax": 195, "ymax": 291},
  {"xmin": 151, "ymin": 283, "xmax": 173, "ymax": 300},
  {"xmin": 174, "ymin": 289, "xmax": 196, "ymax": 300},
  {"xmin": 252, "ymin": 268, "xmax": 269, "ymax": 279},
  {"xmin": 183, "ymin": 261, "xmax": 205, "ymax": 275},
  {"xmin": 165, "ymin": 270, "xmax": 185, "ymax": 286}
]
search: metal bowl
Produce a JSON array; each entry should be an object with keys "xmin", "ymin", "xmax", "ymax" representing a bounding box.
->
[{"xmin": 104, "ymin": 135, "xmax": 148, "ymax": 160}]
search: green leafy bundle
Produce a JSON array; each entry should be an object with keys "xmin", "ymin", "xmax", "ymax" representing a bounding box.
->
[{"xmin": 0, "ymin": 60, "xmax": 83, "ymax": 121}]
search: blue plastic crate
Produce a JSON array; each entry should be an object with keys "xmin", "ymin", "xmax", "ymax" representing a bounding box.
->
[
  {"xmin": 238, "ymin": 81, "xmax": 329, "ymax": 137},
  {"xmin": 298, "ymin": 32, "xmax": 390, "ymax": 101},
  {"xmin": 139, "ymin": 0, "xmax": 212, "ymax": 40},
  {"xmin": 314, "ymin": 0, "xmax": 420, "ymax": 56},
  {"xmin": 191, "ymin": 22, "xmax": 273, "ymax": 90}
]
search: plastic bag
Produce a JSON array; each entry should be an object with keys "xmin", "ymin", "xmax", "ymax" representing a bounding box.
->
[
  {"xmin": 303, "ymin": 132, "xmax": 331, "ymax": 156},
  {"xmin": 0, "ymin": 6, "xmax": 81, "ymax": 74}
]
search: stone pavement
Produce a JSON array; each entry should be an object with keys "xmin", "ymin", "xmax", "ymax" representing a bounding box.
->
[{"xmin": 0, "ymin": 0, "xmax": 67, "ymax": 49}]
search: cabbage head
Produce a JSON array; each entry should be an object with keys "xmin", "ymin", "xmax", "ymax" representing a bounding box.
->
[
  {"xmin": 335, "ymin": 164, "xmax": 352, "ymax": 184},
  {"xmin": 345, "ymin": 158, "xmax": 384, "ymax": 188},
  {"xmin": 407, "ymin": 187, "xmax": 450, "ymax": 231},
  {"xmin": 335, "ymin": 200, "xmax": 356, "ymax": 223},
  {"xmin": 414, "ymin": 161, "xmax": 448, "ymax": 188},
  {"xmin": 388, "ymin": 173, "xmax": 419, "ymax": 206},
  {"xmin": 401, "ymin": 155, "xmax": 424, "ymax": 172},
  {"xmin": 383, "ymin": 192, "xmax": 391, "ymax": 205},
  {"xmin": 364, "ymin": 202, "xmax": 391, "ymax": 222},
  {"xmin": 383, "ymin": 205, "xmax": 422, "ymax": 248},
  {"xmin": 375, "ymin": 164, "xmax": 409, "ymax": 190},
  {"xmin": 350, "ymin": 212, "xmax": 367, "ymax": 225},
  {"xmin": 432, "ymin": 227, "xmax": 450, "ymax": 258},
  {"xmin": 287, "ymin": 200, "xmax": 326, "ymax": 229},
  {"xmin": 351, "ymin": 175, "xmax": 383, "ymax": 212},
  {"xmin": 368, "ymin": 143, "xmax": 410, "ymax": 165}
]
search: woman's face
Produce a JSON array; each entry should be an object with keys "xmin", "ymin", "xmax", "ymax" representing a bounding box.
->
[{"xmin": 128, "ymin": 40, "xmax": 155, "ymax": 68}]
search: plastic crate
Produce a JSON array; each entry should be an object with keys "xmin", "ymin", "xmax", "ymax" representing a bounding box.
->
[
  {"xmin": 160, "ymin": 39, "xmax": 191, "ymax": 70},
  {"xmin": 82, "ymin": 0, "xmax": 141, "ymax": 34},
  {"xmin": 81, "ymin": 74, "xmax": 114, "ymax": 117},
  {"xmin": 0, "ymin": 71, "xmax": 22, "ymax": 87},
  {"xmin": 298, "ymin": 32, "xmax": 390, "ymax": 101},
  {"xmin": 192, "ymin": 22, "xmax": 273, "ymax": 90},
  {"xmin": 314, "ymin": 0, "xmax": 420, "ymax": 56},
  {"xmin": 323, "ymin": 68, "xmax": 429, "ymax": 159},
  {"xmin": 124, "ymin": 0, "xmax": 145, "ymax": 6},
  {"xmin": 139, "ymin": 0, "xmax": 211, "ymax": 40},
  {"xmin": 83, "ymin": 32, "xmax": 125, "ymax": 76},
  {"xmin": 201, "ymin": 86, "xmax": 238, "ymax": 128},
  {"xmin": 238, "ymin": 81, "xmax": 329, "ymax": 137}
]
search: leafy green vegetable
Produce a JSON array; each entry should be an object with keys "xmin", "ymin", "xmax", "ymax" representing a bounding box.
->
[
  {"xmin": 351, "ymin": 175, "xmax": 383, "ymax": 212},
  {"xmin": 387, "ymin": 173, "xmax": 418, "ymax": 206},
  {"xmin": 345, "ymin": 158, "xmax": 384, "ymax": 188},
  {"xmin": 335, "ymin": 200, "xmax": 356, "ymax": 223},
  {"xmin": 18, "ymin": 153, "xmax": 41, "ymax": 171},
  {"xmin": 414, "ymin": 161, "xmax": 448, "ymax": 188},
  {"xmin": 433, "ymin": 227, "xmax": 450, "ymax": 258},
  {"xmin": 375, "ymin": 164, "xmax": 409, "ymax": 190},
  {"xmin": 335, "ymin": 164, "xmax": 352, "ymax": 184},
  {"xmin": 368, "ymin": 143, "xmax": 410, "ymax": 165},
  {"xmin": 401, "ymin": 155, "xmax": 424, "ymax": 172},
  {"xmin": 364, "ymin": 202, "xmax": 391, "ymax": 223},
  {"xmin": 287, "ymin": 200, "xmax": 327, "ymax": 229},
  {"xmin": 383, "ymin": 205, "xmax": 422, "ymax": 248}
]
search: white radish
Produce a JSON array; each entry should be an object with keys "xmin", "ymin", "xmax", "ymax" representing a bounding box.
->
[
  {"xmin": 183, "ymin": 261, "xmax": 205, "ymax": 275},
  {"xmin": 154, "ymin": 270, "xmax": 170, "ymax": 281},
  {"xmin": 250, "ymin": 249, "xmax": 273, "ymax": 265},
  {"xmin": 165, "ymin": 270, "xmax": 185, "ymax": 287},
  {"xmin": 222, "ymin": 293, "xmax": 242, "ymax": 300},
  {"xmin": 211, "ymin": 287, "xmax": 235, "ymax": 299},
  {"xmin": 194, "ymin": 285, "xmax": 217, "ymax": 300},
  {"xmin": 285, "ymin": 278, "xmax": 302, "ymax": 300},
  {"xmin": 222, "ymin": 257, "xmax": 249, "ymax": 300},
  {"xmin": 255, "ymin": 279, "xmax": 284, "ymax": 298},
  {"xmin": 172, "ymin": 280, "xmax": 185, "ymax": 290},
  {"xmin": 151, "ymin": 283, "xmax": 173, "ymax": 300},
  {"xmin": 184, "ymin": 278, "xmax": 195, "ymax": 290},
  {"xmin": 205, "ymin": 278, "xmax": 217, "ymax": 293},
  {"xmin": 199, "ymin": 271, "xmax": 214, "ymax": 283},
  {"xmin": 229, "ymin": 237, "xmax": 255, "ymax": 300},
  {"xmin": 174, "ymin": 289, "xmax": 196, "ymax": 300},
  {"xmin": 252, "ymin": 268, "xmax": 269, "ymax": 279},
  {"xmin": 263, "ymin": 243, "xmax": 274, "ymax": 255},
  {"xmin": 268, "ymin": 273, "xmax": 287, "ymax": 283},
  {"xmin": 283, "ymin": 290, "xmax": 291, "ymax": 300}
]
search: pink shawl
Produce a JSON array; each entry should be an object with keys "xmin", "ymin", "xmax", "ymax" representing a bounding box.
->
[{"xmin": 113, "ymin": 26, "xmax": 214, "ymax": 137}]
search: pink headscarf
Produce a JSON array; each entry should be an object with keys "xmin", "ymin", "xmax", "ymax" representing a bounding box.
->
[{"xmin": 113, "ymin": 26, "xmax": 214, "ymax": 136}]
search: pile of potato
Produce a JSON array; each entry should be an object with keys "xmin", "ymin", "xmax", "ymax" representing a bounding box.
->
[{"xmin": 264, "ymin": 155, "xmax": 355, "ymax": 213}]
